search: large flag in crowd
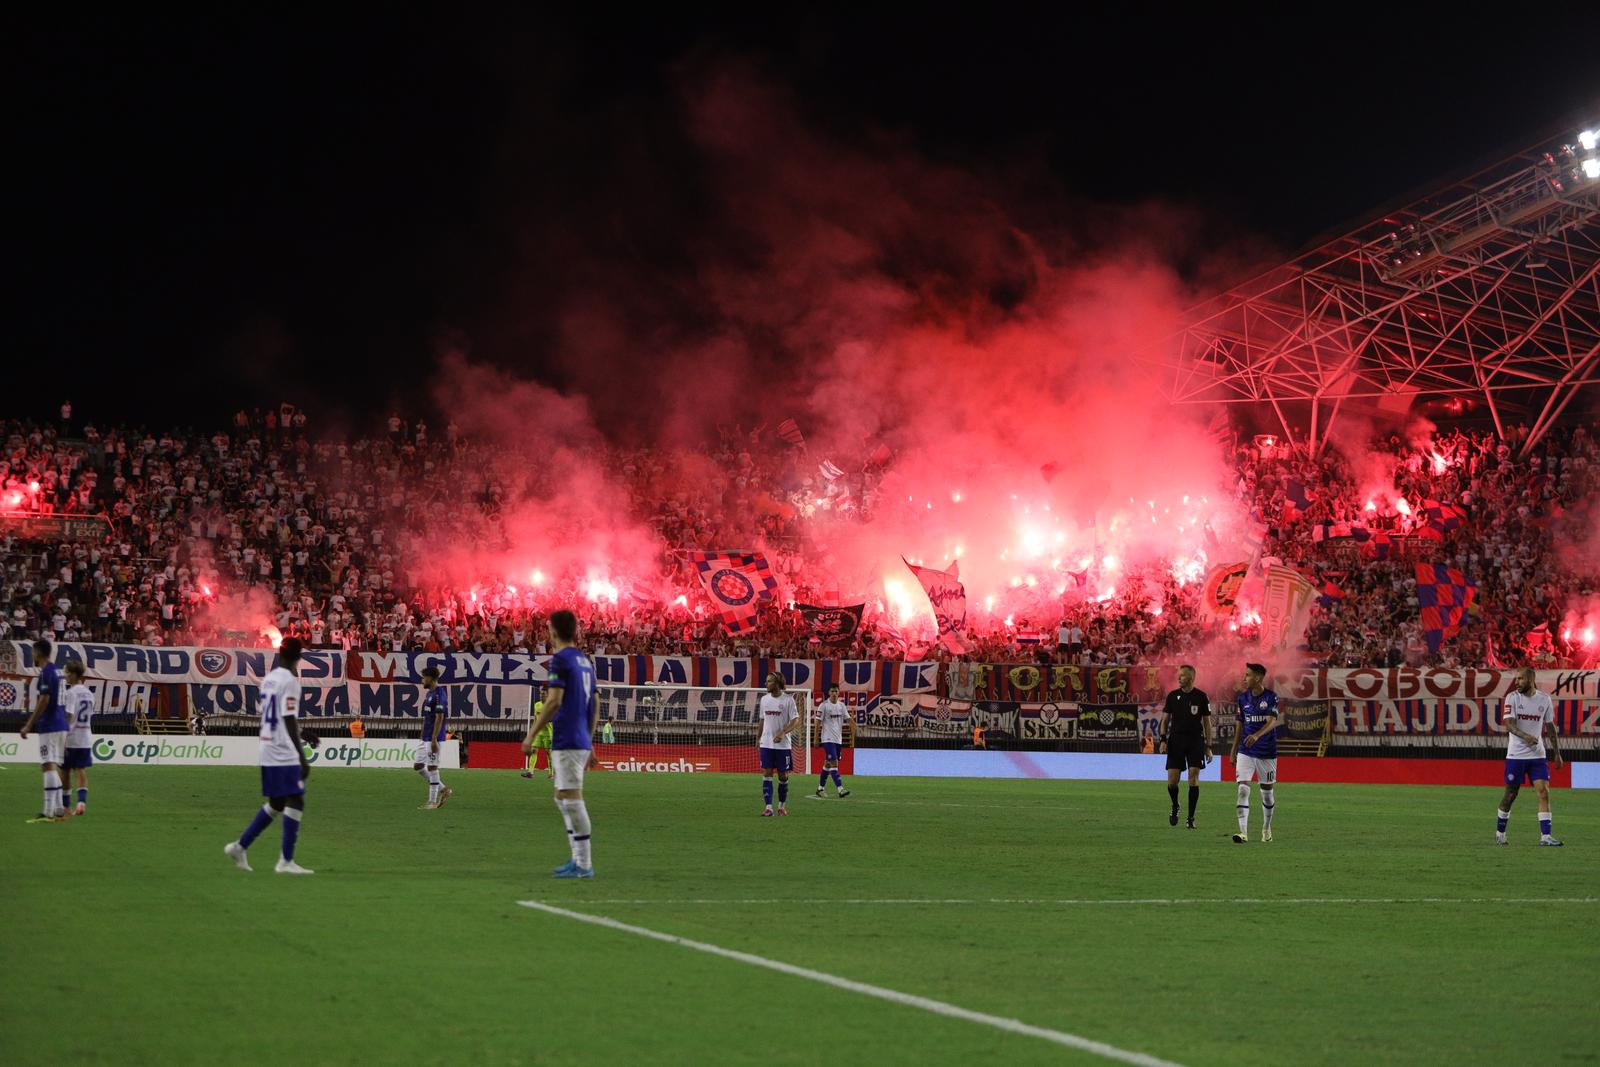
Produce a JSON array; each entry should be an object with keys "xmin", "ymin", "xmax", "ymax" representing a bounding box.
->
[
  {"xmin": 904, "ymin": 558, "xmax": 968, "ymax": 654},
  {"xmin": 1200, "ymin": 561, "xmax": 1249, "ymax": 617},
  {"xmin": 688, "ymin": 551, "xmax": 780, "ymax": 634},
  {"xmin": 795, "ymin": 603, "xmax": 865, "ymax": 644},
  {"xmin": 1415, "ymin": 563, "xmax": 1475, "ymax": 654},
  {"xmin": 1261, "ymin": 563, "xmax": 1318, "ymax": 649}
]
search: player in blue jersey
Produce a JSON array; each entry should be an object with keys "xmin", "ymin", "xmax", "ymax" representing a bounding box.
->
[
  {"xmin": 1229, "ymin": 662, "xmax": 1282, "ymax": 844},
  {"xmin": 19, "ymin": 639, "xmax": 69, "ymax": 823},
  {"xmin": 61, "ymin": 660, "xmax": 95, "ymax": 816},
  {"xmin": 523, "ymin": 609, "xmax": 598, "ymax": 878},
  {"xmin": 1496, "ymin": 667, "xmax": 1563, "ymax": 846},
  {"xmin": 415, "ymin": 666, "xmax": 453, "ymax": 809},
  {"xmin": 224, "ymin": 638, "xmax": 315, "ymax": 874}
]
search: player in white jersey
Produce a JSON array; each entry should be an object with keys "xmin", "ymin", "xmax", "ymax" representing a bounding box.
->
[
  {"xmin": 810, "ymin": 684, "xmax": 852, "ymax": 799},
  {"xmin": 225, "ymin": 638, "xmax": 316, "ymax": 874},
  {"xmin": 757, "ymin": 673, "xmax": 798, "ymax": 816},
  {"xmin": 1495, "ymin": 667, "xmax": 1564, "ymax": 846},
  {"xmin": 61, "ymin": 661, "xmax": 95, "ymax": 816}
]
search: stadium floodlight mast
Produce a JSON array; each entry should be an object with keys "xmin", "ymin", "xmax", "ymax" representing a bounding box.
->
[{"xmin": 1140, "ymin": 121, "xmax": 1600, "ymax": 457}]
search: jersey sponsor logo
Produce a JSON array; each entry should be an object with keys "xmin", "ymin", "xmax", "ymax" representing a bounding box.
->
[{"xmin": 195, "ymin": 649, "xmax": 233, "ymax": 679}]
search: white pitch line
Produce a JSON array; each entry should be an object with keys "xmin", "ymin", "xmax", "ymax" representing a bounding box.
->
[
  {"xmin": 530, "ymin": 896, "xmax": 1600, "ymax": 906},
  {"xmin": 517, "ymin": 899, "xmax": 1187, "ymax": 1067}
]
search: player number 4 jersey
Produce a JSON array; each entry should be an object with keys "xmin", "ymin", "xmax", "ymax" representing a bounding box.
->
[
  {"xmin": 817, "ymin": 700, "xmax": 849, "ymax": 745},
  {"xmin": 257, "ymin": 667, "xmax": 302, "ymax": 767},
  {"xmin": 1502, "ymin": 690, "xmax": 1552, "ymax": 759},
  {"xmin": 759, "ymin": 693, "xmax": 798, "ymax": 750}
]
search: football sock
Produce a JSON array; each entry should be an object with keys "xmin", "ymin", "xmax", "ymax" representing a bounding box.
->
[
  {"xmin": 1496, "ymin": 809, "xmax": 1509, "ymax": 834},
  {"xmin": 77, "ymin": 787, "xmax": 87, "ymax": 806},
  {"xmin": 1187, "ymin": 785, "xmax": 1199, "ymax": 820},
  {"xmin": 763, "ymin": 779, "xmax": 774, "ymax": 806},
  {"xmin": 280, "ymin": 807, "xmax": 301, "ymax": 862},
  {"xmin": 1261, "ymin": 787, "xmax": 1275, "ymax": 831},
  {"xmin": 830, "ymin": 769, "xmax": 842, "ymax": 789},
  {"xmin": 562, "ymin": 799, "xmax": 592, "ymax": 867},
  {"xmin": 1539, "ymin": 812, "xmax": 1553, "ymax": 839},
  {"xmin": 777, "ymin": 780, "xmax": 789, "ymax": 804},
  {"xmin": 428, "ymin": 781, "xmax": 441, "ymax": 804},
  {"xmin": 1236, "ymin": 783, "xmax": 1251, "ymax": 834},
  {"xmin": 1167, "ymin": 783, "xmax": 1180, "ymax": 811},
  {"xmin": 240, "ymin": 804, "xmax": 275, "ymax": 849},
  {"xmin": 44, "ymin": 770, "xmax": 62, "ymax": 816},
  {"xmin": 820, "ymin": 770, "xmax": 829, "ymax": 790},
  {"xmin": 555, "ymin": 795, "xmax": 574, "ymax": 839}
]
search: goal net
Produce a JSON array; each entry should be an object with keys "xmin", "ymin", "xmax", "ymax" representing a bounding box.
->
[{"xmin": 589, "ymin": 685, "xmax": 813, "ymax": 775}]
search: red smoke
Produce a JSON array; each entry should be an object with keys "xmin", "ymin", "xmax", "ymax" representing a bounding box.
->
[{"xmin": 411, "ymin": 64, "xmax": 1257, "ymax": 639}]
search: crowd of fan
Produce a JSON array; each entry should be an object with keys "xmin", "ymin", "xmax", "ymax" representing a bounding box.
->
[{"xmin": 2, "ymin": 407, "xmax": 1596, "ymax": 668}]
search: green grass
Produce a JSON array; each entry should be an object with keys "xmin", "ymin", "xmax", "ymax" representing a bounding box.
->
[{"xmin": 2, "ymin": 767, "xmax": 1596, "ymax": 1066}]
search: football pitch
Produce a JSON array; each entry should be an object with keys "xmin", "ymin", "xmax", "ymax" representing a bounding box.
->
[{"xmin": 3, "ymin": 767, "xmax": 1596, "ymax": 1066}]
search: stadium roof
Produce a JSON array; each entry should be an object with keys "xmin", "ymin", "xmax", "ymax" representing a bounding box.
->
[{"xmin": 1145, "ymin": 120, "xmax": 1600, "ymax": 454}]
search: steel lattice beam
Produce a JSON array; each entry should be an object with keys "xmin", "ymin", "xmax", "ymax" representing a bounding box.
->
[{"xmin": 1143, "ymin": 129, "xmax": 1600, "ymax": 453}]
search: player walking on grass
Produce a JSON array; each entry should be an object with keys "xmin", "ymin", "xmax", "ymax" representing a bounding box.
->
[
  {"xmin": 19, "ymin": 639, "xmax": 68, "ymax": 823},
  {"xmin": 758, "ymin": 673, "xmax": 797, "ymax": 816},
  {"xmin": 61, "ymin": 661, "xmax": 95, "ymax": 816},
  {"xmin": 224, "ymin": 637, "xmax": 315, "ymax": 874},
  {"xmin": 1496, "ymin": 667, "xmax": 1564, "ymax": 846},
  {"xmin": 522, "ymin": 609, "xmax": 598, "ymax": 879},
  {"xmin": 811, "ymin": 685, "xmax": 851, "ymax": 799},
  {"xmin": 1157, "ymin": 663, "xmax": 1210, "ymax": 829},
  {"xmin": 1229, "ymin": 662, "xmax": 1281, "ymax": 844},
  {"xmin": 416, "ymin": 667, "xmax": 453, "ymax": 809}
]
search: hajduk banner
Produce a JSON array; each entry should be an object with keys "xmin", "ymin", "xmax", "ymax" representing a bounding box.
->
[
  {"xmin": 191, "ymin": 683, "xmax": 533, "ymax": 721},
  {"xmin": 3, "ymin": 641, "xmax": 343, "ymax": 687}
]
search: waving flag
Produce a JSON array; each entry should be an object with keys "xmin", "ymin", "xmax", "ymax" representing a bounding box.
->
[
  {"xmin": 1415, "ymin": 564, "xmax": 1476, "ymax": 654},
  {"xmin": 1201, "ymin": 562, "xmax": 1250, "ymax": 617},
  {"xmin": 1280, "ymin": 478, "xmax": 1313, "ymax": 521},
  {"xmin": 796, "ymin": 603, "xmax": 865, "ymax": 644},
  {"xmin": 1262, "ymin": 563, "xmax": 1318, "ymax": 649},
  {"xmin": 777, "ymin": 418, "xmax": 806, "ymax": 448},
  {"xmin": 688, "ymin": 551, "xmax": 780, "ymax": 634},
  {"xmin": 818, "ymin": 458, "xmax": 845, "ymax": 481},
  {"xmin": 1422, "ymin": 499, "xmax": 1467, "ymax": 535},
  {"xmin": 904, "ymin": 558, "xmax": 968, "ymax": 654}
]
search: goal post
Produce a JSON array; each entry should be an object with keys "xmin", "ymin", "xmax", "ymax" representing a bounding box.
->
[{"xmin": 591, "ymin": 685, "xmax": 811, "ymax": 775}]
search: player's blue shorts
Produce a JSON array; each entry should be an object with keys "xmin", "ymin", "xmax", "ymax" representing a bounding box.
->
[
  {"xmin": 821, "ymin": 742, "xmax": 842, "ymax": 761},
  {"xmin": 759, "ymin": 747, "xmax": 793, "ymax": 772},
  {"xmin": 62, "ymin": 747, "xmax": 93, "ymax": 771},
  {"xmin": 261, "ymin": 764, "xmax": 306, "ymax": 797},
  {"xmin": 1504, "ymin": 758, "xmax": 1550, "ymax": 786}
]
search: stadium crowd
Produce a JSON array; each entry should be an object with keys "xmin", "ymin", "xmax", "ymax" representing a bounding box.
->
[{"xmin": 2, "ymin": 408, "xmax": 1597, "ymax": 668}]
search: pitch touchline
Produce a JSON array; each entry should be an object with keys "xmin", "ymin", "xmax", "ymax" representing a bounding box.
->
[
  {"xmin": 517, "ymin": 900, "xmax": 1187, "ymax": 1067},
  {"xmin": 529, "ymin": 896, "xmax": 1600, "ymax": 906}
]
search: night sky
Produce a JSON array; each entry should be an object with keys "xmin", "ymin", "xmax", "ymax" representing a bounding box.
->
[{"xmin": 12, "ymin": 12, "xmax": 1600, "ymax": 431}]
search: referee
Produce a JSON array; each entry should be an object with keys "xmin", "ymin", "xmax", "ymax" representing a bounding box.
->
[{"xmin": 1157, "ymin": 664, "xmax": 1212, "ymax": 828}]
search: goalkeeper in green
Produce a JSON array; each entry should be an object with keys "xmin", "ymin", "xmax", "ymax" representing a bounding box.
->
[{"xmin": 523, "ymin": 700, "xmax": 553, "ymax": 779}]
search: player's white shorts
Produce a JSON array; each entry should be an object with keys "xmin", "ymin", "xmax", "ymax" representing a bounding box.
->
[
  {"xmin": 37, "ymin": 732, "xmax": 66, "ymax": 766},
  {"xmin": 1236, "ymin": 754, "xmax": 1277, "ymax": 784},
  {"xmin": 552, "ymin": 749, "xmax": 590, "ymax": 791},
  {"xmin": 413, "ymin": 742, "xmax": 441, "ymax": 767}
]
